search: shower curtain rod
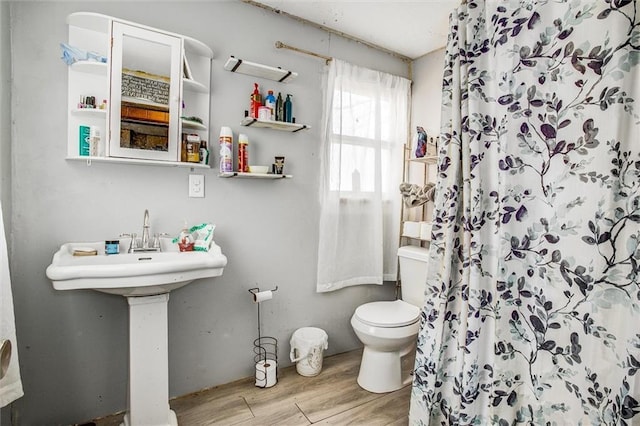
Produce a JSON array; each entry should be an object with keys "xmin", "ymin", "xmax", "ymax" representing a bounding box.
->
[
  {"xmin": 242, "ymin": 0, "xmax": 412, "ymax": 63},
  {"xmin": 275, "ymin": 41, "xmax": 332, "ymax": 64}
]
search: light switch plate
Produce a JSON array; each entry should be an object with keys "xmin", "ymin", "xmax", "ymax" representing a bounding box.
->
[{"xmin": 189, "ymin": 174, "xmax": 205, "ymax": 198}]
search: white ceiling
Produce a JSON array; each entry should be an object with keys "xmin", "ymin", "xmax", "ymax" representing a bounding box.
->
[{"xmin": 248, "ymin": 1, "xmax": 459, "ymax": 60}]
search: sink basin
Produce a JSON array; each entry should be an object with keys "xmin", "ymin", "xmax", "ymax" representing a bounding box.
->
[
  {"xmin": 46, "ymin": 241, "xmax": 227, "ymax": 296},
  {"xmin": 46, "ymin": 239, "xmax": 227, "ymax": 425}
]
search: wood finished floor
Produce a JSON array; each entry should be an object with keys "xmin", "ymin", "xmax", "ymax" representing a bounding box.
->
[{"xmin": 90, "ymin": 348, "xmax": 413, "ymax": 426}]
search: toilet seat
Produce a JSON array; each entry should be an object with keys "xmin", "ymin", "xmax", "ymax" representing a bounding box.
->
[{"xmin": 354, "ymin": 300, "xmax": 419, "ymax": 328}]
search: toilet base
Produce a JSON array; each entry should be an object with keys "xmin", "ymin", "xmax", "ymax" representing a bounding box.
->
[{"xmin": 357, "ymin": 345, "xmax": 412, "ymax": 393}]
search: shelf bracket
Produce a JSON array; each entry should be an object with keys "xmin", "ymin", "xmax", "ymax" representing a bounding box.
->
[
  {"xmin": 229, "ymin": 56, "xmax": 243, "ymax": 72},
  {"xmin": 278, "ymin": 71, "xmax": 292, "ymax": 83}
]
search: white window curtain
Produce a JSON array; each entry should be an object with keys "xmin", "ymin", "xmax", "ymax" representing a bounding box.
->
[{"xmin": 316, "ymin": 58, "xmax": 410, "ymax": 293}]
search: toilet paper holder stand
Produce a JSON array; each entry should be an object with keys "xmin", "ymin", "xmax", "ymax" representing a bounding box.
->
[{"xmin": 249, "ymin": 286, "xmax": 279, "ymax": 388}]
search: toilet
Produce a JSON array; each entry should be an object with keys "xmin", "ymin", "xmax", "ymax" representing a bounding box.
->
[{"xmin": 351, "ymin": 245, "xmax": 430, "ymax": 393}]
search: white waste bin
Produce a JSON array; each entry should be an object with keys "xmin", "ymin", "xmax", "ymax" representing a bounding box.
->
[{"xmin": 289, "ymin": 327, "xmax": 328, "ymax": 377}]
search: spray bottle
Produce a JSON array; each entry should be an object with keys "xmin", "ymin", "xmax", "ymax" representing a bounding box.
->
[
  {"xmin": 219, "ymin": 126, "xmax": 233, "ymax": 173},
  {"xmin": 238, "ymin": 133, "xmax": 249, "ymax": 173}
]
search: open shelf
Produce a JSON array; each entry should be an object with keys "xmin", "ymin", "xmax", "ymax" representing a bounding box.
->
[
  {"xmin": 66, "ymin": 156, "xmax": 210, "ymax": 168},
  {"xmin": 181, "ymin": 118, "xmax": 207, "ymax": 130},
  {"xmin": 71, "ymin": 108, "xmax": 107, "ymax": 118},
  {"xmin": 70, "ymin": 60, "xmax": 108, "ymax": 75},
  {"xmin": 241, "ymin": 117, "xmax": 309, "ymax": 132},
  {"xmin": 224, "ymin": 56, "xmax": 297, "ymax": 83},
  {"xmin": 183, "ymin": 78, "xmax": 207, "ymax": 93},
  {"xmin": 401, "ymin": 235, "xmax": 432, "ymax": 242},
  {"xmin": 409, "ymin": 155, "xmax": 438, "ymax": 165},
  {"xmin": 219, "ymin": 172, "xmax": 292, "ymax": 179}
]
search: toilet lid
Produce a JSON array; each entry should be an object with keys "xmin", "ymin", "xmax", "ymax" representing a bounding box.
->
[{"xmin": 354, "ymin": 300, "xmax": 420, "ymax": 328}]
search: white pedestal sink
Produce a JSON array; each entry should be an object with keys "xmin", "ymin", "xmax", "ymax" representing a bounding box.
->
[{"xmin": 46, "ymin": 242, "xmax": 227, "ymax": 426}]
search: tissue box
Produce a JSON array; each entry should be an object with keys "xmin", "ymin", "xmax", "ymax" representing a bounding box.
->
[
  {"xmin": 402, "ymin": 221, "xmax": 421, "ymax": 238},
  {"xmin": 79, "ymin": 125, "xmax": 90, "ymax": 156}
]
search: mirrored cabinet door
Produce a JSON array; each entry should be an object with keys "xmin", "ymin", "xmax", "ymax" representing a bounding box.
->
[{"xmin": 109, "ymin": 22, "xmax": 182, "ymax": 161}]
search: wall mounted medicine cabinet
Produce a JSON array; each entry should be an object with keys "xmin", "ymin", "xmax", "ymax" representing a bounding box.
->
[{"xmin": 66, "ymin": 12, "xmax": 213, "ymax": 168}]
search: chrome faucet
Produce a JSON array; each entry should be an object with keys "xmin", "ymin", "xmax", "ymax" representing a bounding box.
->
[
  {"xmin": 125, "ymin": 209, "xmax": 161, "ymax": 253},
  {"xmin": 141, "ymin": 209, "xmax": 151, "ymax": 249}
]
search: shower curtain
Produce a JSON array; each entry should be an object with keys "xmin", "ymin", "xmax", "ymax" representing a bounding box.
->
[{"xmin": 410, "ymin": 0, "xmax": 640, "ymax": 424}]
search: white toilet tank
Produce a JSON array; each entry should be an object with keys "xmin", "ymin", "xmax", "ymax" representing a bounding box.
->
[{"xmin": 397, "ymin": 245, "xmax": 431, "ymax": 308}]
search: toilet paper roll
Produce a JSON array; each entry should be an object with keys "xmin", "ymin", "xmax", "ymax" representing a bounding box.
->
[
  {"xmin": 253, "ymin": 290, "xmax": 273, "ymax": 303},
  {"xmin": 255, "ymin": 359, "xmax": 277, "ymax": 388}
]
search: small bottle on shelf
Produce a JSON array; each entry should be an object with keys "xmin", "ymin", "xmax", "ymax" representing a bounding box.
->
[
  {"xmin": 219, "ymin": 126, "xmax": 233, "ymax": 173},
  {"xmin": 284, "ymin": 94, "xmax": 293, "ymax": 123},
  {"xmin": 275, "ymin": 92, "xmax": 284, "ymax": 122},
  {"xmin": 250, "ymin": 83, "xmax": 262, "ymax": 119},
  {"xmin": 238, "ymin": 133, "xmax": 249, "ymax": 173},
  {"xmin": 264, "ymin": 90, "xmax": 276, "ymax": 120},
  {"xmin": 199, "ymin": 140, "xmax": 209, "ymax": 166}
]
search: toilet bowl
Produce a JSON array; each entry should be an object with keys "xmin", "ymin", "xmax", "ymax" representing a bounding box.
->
[
  {"xmin": 351, "ymin": 245, "xmax": 430, "ymax": 393},
  {"xmin": 351, "ymin": 300, "xmax": 420, "ymax": 393}
]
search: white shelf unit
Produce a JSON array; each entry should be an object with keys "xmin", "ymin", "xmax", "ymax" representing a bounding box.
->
[
  {"xmin": 399, "ymin": 145, "xmax": 437, "ymax": 246},
  {"xmin": 409, "ymin": 155, "xmax": 438, "ymax": 165},
  {"xmin": 219, "ymin": 172, "xmax": 292, "ymax": 179},
  {"xmin": 65, "ymin": 12, "xmax": 213, "ymax": 168},
  {"xmin": 181, "ymin": 118, "xmax": 207, "ymax": 131},
  {"xmin": 181, "ymin": 38, "xmax": 212, "ymax": 152},
  {"xmin": 225, "ymin": 56, "xmax": 309, "ymax": 132},
  {"xmin": 71, "ymin": 108, "xmax": 107, "ymax": 118},
  {"xmin": 240, "ymin": 117, "xmax": 309, "ymax": 132},
  {"xmin": 66, "ymin": 14, "xmax": 110, "ymax": 161},
  {"xmin": 223, "ymin": 56, "xmax": 298, "ymax": 83},
  {"xmin": 222, "ymin": 55, "xmax": 306, "ymax": 179}
]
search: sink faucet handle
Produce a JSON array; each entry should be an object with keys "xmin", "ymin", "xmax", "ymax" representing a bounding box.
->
[
  {"xmin": 128, "ymin": 233, "xmax": 139, "ymax": 253},
  {"xmin": 119, "ymin": 233, "xmax": 138, "ymax": 254},
  {"xmin": 152, "ymin": 233, "xmax": 160, "ymax": 249}
]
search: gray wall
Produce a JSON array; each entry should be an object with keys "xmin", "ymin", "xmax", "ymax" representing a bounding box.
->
[
  {"xmin": 411, "ymin": 48, "xmax": 446, "ymax": 134},
  {"xmin": 407, "ymin": 48, "xmax": 446, "ymax": 221},
  {"xmin": 7, "ymin": 1, "xmax": 408, "ymax": 424},
  {"xmin": 1, "ymin": 1, "xmax": 11, "ymax": 237},
  {"xmin": 1, "ymin": 3, "xmax": 13, "ymax": 425}
]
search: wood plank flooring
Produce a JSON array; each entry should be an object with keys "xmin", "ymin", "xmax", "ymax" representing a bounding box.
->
[{"xmin": 89, "ymin": 348, "xmax": 413, "ymax": 426}]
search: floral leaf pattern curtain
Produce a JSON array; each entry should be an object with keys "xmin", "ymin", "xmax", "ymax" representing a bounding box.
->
[{"xmin": 410, "ymin": 0, "xmax": 640, "ymax": 424}]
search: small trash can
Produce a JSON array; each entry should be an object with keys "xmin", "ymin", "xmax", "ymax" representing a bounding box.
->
[{"xmin": 289, "ymin": 327, "xmax": 328, "ymax": 377}]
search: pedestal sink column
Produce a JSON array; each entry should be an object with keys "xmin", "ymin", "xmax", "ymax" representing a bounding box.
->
[{"xmin": 123, "ymin": 293, "xmax": 177, "ymax": 426}]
